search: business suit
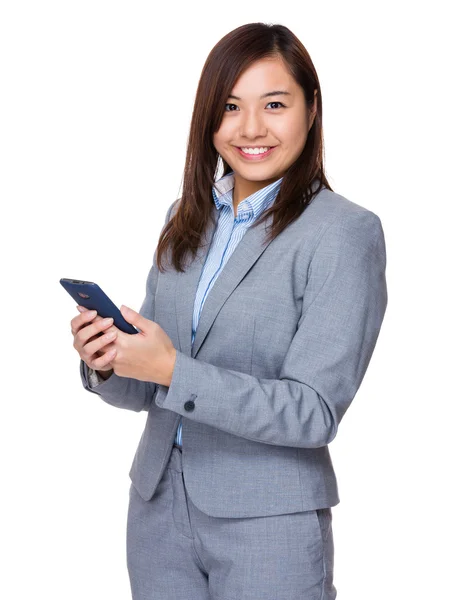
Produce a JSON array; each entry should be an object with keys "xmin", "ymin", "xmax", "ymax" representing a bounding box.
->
[{"xmin": 80, "ymin": 177, "xmax": 387, "ymax": 598}]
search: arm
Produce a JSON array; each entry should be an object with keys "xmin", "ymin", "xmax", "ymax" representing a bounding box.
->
[
  {"xmin": 80, "ymin": 198, "xmax": 178, "ymax": 411},
  {"xmin": 156, "ymin": 210, "xmax": 388, "ymax": 447}
]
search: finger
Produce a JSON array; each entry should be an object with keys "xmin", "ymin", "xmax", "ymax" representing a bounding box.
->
[
  {"xmin": 76, "ymin": 306, "xmax": 104, "ymax": 321},
  {"xmin": 88, "ymin": 344, "xmax": 117, "ymax": 371},
  {"xmin": 74, "ymin": 315, "xmax": 115, "ymax": 349},
  {"xmin": 71, "ymin": 309, "xmax": 99, "ymax": 336},
  {"xmin": 83, "ymin": 327, "xmax": 118, "ymax": 361}
]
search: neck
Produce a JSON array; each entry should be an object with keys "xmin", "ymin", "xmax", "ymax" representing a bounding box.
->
[{"xmin": 232, "ymin": 173, "xmax": 280, "ymax": 209}]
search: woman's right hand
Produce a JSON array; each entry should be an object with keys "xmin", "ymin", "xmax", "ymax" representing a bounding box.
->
[{"xmin": 71, "ymin": 306, "xmax": 118, "ymax": 374}]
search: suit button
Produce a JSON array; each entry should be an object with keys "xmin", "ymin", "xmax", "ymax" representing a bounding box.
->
[{"xmin": 184, "ymin": 400, "xmax": 195, "ymax": 412}]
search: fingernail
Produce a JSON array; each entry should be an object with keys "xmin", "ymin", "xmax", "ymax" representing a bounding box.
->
[{"xmin": 103, "ymin": 317, "xmax": 113, "ymax": 325}]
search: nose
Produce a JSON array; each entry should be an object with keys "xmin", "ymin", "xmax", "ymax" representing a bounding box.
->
[{"xmin": 239, "ymin": 109, "xmax": 268, "ymax": 139}]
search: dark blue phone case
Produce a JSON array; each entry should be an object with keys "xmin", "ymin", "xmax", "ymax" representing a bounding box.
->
[{"xmin": 60, "ymin": 278, "xmax": 139, "ymax": 334}]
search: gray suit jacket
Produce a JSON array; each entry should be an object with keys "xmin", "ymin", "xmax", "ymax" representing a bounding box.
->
[{"xmin": 80, "ymin": 183, "xmax": 388, "ymax": 518}]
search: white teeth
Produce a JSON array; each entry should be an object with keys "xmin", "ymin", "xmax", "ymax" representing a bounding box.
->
[{"xmin": 241, "ymin": 147, "xmax": 270, "ymax": 155}]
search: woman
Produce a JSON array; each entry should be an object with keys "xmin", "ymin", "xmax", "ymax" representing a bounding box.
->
[{"xmin": 71, "ymin": 22, "xmax": 387, "ymax": 600}]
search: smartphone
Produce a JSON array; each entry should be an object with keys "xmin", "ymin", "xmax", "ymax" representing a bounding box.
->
[{"xmin": 60, "ymin": 278, "xmax": 139, "ymax": 334}]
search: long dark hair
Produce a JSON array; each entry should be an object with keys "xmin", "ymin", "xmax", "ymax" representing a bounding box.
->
[{"xmin": 156, "ymin": 22, "xmax": 333, "ymax": 273}]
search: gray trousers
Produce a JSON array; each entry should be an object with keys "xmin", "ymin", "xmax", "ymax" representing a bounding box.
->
[{"xmin": 126, "ymin": 444, "xmax": 337, "ymax": 600}]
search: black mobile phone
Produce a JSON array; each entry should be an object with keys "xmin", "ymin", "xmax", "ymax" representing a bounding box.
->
[{"xmin": 60, "ymin": 278, "xmax": 139, "ymax": 335}]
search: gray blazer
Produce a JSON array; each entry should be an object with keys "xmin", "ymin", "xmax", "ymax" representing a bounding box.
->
[{"xmin": 80, "ymin": 183, "xmax": 388, "ymax": 518}]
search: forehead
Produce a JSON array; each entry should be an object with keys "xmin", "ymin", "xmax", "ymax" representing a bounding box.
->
[{"xmin": 230, "ymin": 57, "xmax": 296, "ymax": 96}]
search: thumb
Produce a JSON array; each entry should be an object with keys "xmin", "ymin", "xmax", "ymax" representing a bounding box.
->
[{"xmin": 120, "ymin": 305, "xmax": 147, "ymax": 332}]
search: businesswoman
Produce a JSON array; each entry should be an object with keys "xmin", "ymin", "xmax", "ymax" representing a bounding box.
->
[{"xmin": 71, "ymin": 22, "xmax": 387, "ymax": 600}]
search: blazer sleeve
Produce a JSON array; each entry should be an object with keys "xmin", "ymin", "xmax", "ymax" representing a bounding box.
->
[
  {"xmin": 79, "ymin": 198, "xmax": 178, "ymax": 412},
  {"xmin": 156, "ymin": 210, "xmax": 388, "ymax": 448}
]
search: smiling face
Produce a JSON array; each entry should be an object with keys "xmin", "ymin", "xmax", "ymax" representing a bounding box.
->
[{"xmin": 213, "ymin": 55, "xmax": 317, "ymax": 205}]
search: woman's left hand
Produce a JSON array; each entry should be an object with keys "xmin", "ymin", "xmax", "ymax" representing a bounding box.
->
[{"xmin": 104, "ymin": 305, "xmax": 177, "ymax": 386}]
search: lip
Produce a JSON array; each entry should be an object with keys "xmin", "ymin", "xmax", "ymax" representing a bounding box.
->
[{"xmin": 234, "ymin": 146, "xmax": 277, "ymax": 161}]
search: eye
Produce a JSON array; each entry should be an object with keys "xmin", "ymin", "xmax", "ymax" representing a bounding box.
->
[
  {"xmin": 266, "ymin": 101, "xmax": 286, "ymax": 109},
  {"xmin": 224, "ymin": 101, "xmax": 286, "ymax": 111}
]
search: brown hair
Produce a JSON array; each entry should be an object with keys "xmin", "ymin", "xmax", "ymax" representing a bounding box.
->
[{"xmin": 156, "ymin": 22, "xmax": 333, "ymax": 273}]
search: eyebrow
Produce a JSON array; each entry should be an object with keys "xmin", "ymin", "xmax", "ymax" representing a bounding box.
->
[{"xmin": 227, "ymin": 90, "xmax": 292, "ymax": 100}]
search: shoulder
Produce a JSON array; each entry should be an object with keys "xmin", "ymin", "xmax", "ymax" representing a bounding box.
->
[
  {"xmin": 160, "ymin": 198, "xmax": 181, "ymax": 226},
  {"xmin": 302, "ymin": 186, "xmax": 384, "ymax": 244},
  {"xmin": 309, "ymin": 185, "xmax": 382, "ymax": 223},
  {"xmin": 167, "ymin": 198, "xmax": 181, "ymax": 220},
  {"xmin": 291, "ymin": 186, "xmax": 386, "ymax": 266}
]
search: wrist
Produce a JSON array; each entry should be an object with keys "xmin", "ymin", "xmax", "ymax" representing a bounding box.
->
[
  {"xmin": 166, "ymin": 349, "xmax": 177, "ymax": 387},
  {"xmin": 97, "ymin": 368, "xmax": 113, "ymax": 381}
]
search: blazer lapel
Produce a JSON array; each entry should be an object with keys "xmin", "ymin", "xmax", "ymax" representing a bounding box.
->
[{"xmin": 174, "ymin": 205, "xmax": 276, "ymax": 359}]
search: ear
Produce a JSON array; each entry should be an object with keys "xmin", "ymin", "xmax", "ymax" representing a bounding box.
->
[
  {"xmin": 312, "ymin": 89, "xmax": 318, "ymax": 115},
  {"xmin": 309, "ymin": 90, "xmax": 318, "ymax": 129}
]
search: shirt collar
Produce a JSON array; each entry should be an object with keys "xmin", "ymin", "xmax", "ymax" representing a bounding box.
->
[{"xmin": 212, "ymin": 170, "xmax": 283, "ymax": 220}]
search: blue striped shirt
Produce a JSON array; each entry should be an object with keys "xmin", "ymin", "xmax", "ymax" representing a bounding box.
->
[{"xmin": 174, "ymin": 170, "xmax": 283, "ymax": 446}]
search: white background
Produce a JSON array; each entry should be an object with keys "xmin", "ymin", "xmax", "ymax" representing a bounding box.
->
[{"xmin": 1, "ymin": 1, "xmax": 459, "ymax": 598}]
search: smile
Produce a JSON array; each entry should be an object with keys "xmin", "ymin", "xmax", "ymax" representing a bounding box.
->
[{"xmin": 234, "ymin": 146, "xmax": 277, "ymax": 161}]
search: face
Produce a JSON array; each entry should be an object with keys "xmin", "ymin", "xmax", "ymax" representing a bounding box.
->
[{"xmin": 213, "ymin": 55, "xmax": 317, "ymax": 202}]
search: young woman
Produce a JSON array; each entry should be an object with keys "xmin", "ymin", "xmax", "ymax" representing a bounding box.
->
[{"xmin": 71, "ymin": 22, "xmax": 387, "ymax": 600}]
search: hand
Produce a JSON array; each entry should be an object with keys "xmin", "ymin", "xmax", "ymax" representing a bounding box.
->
[
  {"xmin": 71, "ymin": 307, "xmax": 118, "ymax": 373},
  {"xmin": 107, "ymin": 305, "xmax": 176, "ymax": 386}
]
